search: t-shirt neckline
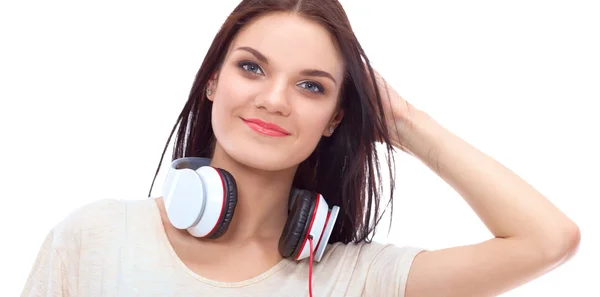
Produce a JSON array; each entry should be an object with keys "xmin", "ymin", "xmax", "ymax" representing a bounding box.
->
[{"xmin": 147, "ymin": 198, "xmax": 293, "ymax": 288}]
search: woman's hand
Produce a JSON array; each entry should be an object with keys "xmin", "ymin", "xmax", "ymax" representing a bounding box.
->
[{"xmin": 366, "ymin": 65, "xmax": 415, "ymax": 154}]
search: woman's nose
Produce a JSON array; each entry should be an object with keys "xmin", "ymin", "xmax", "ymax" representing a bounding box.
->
[{"xmin": 252, "ymin": 78, "xmax": 291, "ymax": 116}]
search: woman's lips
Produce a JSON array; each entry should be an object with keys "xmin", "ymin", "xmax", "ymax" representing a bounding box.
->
[{"xmin": 241, "ymin": 118, "xmax": 291, "ymax": 137}]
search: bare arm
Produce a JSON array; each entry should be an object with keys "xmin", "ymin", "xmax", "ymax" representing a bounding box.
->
[{"xmin": 400, "ymin": 108, "xmax": 580, "ymax": 297}]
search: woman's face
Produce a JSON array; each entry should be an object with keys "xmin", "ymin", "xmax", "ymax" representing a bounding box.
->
[{"xmin": 208, "ymin": 12, "xmax": 345, "ymax": 171}]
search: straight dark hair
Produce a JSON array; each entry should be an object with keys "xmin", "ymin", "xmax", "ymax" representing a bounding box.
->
[{"xmin": 149, "ymin": 0, "xmax": 398, "ymax": 245}]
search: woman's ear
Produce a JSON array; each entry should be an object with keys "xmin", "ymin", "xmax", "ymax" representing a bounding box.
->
[
  {"xmin": 205, "ymin": 72, "xmax": 220, "ymax": 101},
  {"xmin": 323, "ymin": 109, "xmax": 344, "ymax": 137}
]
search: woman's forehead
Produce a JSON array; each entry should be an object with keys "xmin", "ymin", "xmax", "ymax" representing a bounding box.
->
[{"xmin": 228, "ymin": 13, "xmax": 344, "ymax": 80}]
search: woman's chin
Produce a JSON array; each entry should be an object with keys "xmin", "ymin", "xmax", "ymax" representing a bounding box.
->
[
  {"xmin": 228, "ymin": 148, "xmax": 300, "ymax": 172},
  {"xmin": 213, "ymin": 130, "xmax": 316, "ymax": 172}
]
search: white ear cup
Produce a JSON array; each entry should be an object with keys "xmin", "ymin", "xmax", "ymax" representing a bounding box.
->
[
  {"xmin": 295, "ymin": 194, "xmax": 340, "ymax": 262},
  {"xmin": 187, "ymin": 166, "xmax": 227, "ymax": 237},
  {"xmin": 314, "ymin": 205, "xmax": 339, "ymax": 261},
  {"xmin": 163, "ymin": 161, "xmax": 228, "ymax": 237},
  {"xmin": 163, "ymin": 168, "xmax": 206, "ymax": 229}
]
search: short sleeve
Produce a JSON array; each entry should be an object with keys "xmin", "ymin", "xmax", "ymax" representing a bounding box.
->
[
  {"xmin": 363, "ymin": 245, "xmax": 425, "ymax": 297},
  {"xmin": 20, "ymin": 230, "xmax": 73, "ymax": 297}
]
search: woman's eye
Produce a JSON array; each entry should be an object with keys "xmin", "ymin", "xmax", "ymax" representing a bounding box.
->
[
  {"xmin": 238, "ymin": 61, "xmax": 264, "ymax": 75},
  {"xmin": 298, "ymin": 81, "xmax": 325, "ymax": 94}
]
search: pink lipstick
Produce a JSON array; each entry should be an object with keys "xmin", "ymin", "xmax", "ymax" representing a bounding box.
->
[{"xmin": 242, "ymin": 118, "xmax": 290, "ymax": 137}]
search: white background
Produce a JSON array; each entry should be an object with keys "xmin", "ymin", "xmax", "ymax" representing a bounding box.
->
[{"xmin": 1, "ymin": 0, "xmax": 598, "ymax": 296}]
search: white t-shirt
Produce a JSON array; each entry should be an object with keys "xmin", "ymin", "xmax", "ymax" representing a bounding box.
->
[{"xmin": 21, "ymin": 198, "xmax": 424, "ymax": 297}]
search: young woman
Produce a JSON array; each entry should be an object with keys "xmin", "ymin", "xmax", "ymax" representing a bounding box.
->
[{"xmin": 21, "ymin": 1, "xmax": 580, "ymax": 296}]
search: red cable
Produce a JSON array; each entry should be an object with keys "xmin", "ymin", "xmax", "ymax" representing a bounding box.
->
[{"xmin": 309, "ymin": 235, "xmax": 314, "ymax": 297}]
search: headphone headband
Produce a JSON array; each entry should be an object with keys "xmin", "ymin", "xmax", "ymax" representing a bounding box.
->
[{"xmin": 171, "ymin": 157, "xmax": 211, "ymax": 170}]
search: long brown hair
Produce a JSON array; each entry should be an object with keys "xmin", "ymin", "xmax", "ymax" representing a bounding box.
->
[{"xmin": 149, "ymin": 0, "xmax": 397, "ymax": 245}]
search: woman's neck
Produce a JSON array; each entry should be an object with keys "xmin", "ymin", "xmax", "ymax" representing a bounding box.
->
[{"xmin": 208, "ymin": 144, "xmax": 297, "ymax": 243}]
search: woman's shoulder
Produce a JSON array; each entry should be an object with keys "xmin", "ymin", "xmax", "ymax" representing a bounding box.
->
[
  {"xmin": 302, "ymin": 240, "xmax": 425, "ymax": 296},
  {"xmin": 323, "ymin": 240, "xmax": 425, "ymax": 267},
  {"xmin": 49, "ymin": 198, "xmax": 155, "ymax": 249},
  {"xmin": 54, "ymin": 199, "xmax": 127, "ymax": 233},
  {"xmin": 21, "ymin": 198, "xmax": 159, "ymax": 296}
]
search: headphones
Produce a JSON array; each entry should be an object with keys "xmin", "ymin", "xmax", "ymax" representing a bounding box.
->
[{"xmin": 162, "ymin": 157, "xmax": 340, "ymax": 262}]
